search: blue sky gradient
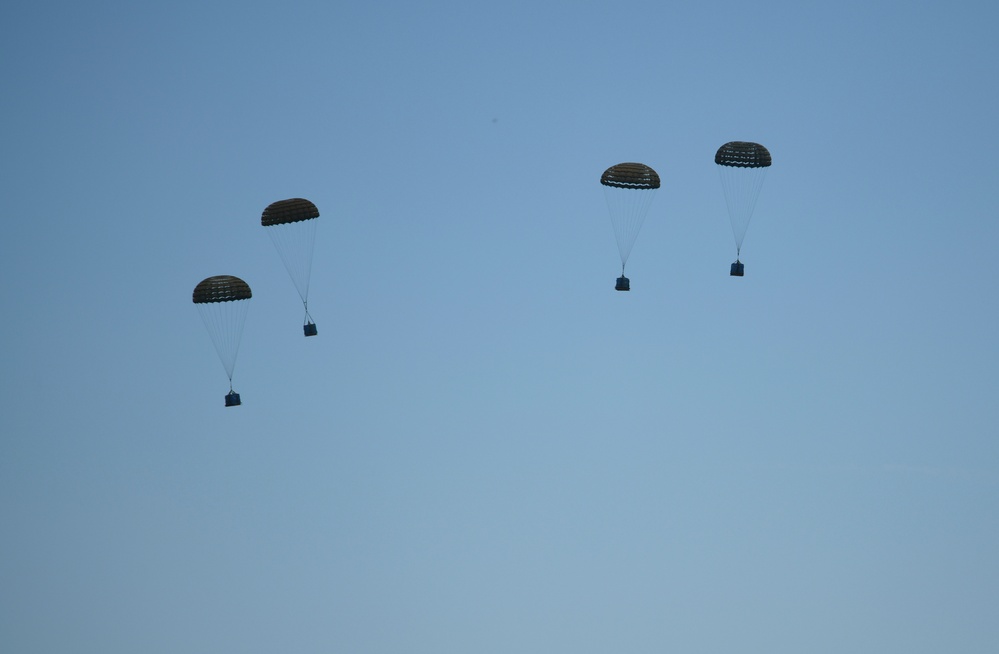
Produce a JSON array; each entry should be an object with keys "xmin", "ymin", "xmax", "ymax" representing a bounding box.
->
[{"xmin": 2, "ymin": 1, "xmax": 998, "ymax": 652}]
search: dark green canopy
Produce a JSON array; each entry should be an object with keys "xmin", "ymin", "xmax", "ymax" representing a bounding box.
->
[
  {"xmin": 192, "ymin": 275, "xmax": 252, "ymax": 304},
  {"xmin": 600, "ymin": 163, "xmax": 660, "ymax": 190},
  {"xmin": 715, "ymin": 142, "xmax": 772, "ymax": 168},
  {"xmin": 261, "ymin": 198, "xmax": 320, "ymax": 227}
]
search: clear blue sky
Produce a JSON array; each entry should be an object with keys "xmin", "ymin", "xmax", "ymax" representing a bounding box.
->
[{"xmin": 2, "ymin": 1, "xmax": 998, "ymax": 652}]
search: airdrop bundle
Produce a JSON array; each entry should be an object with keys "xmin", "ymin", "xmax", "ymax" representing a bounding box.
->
[
  {"xmin": 193, "ymin": 141, "xmax": 773, "ymax": 406},
  {"xmin": 193, "ymin": 198, "xmax": 321, "ymax": 407},
  {"xmin": 600, "ymin": 141, "xmax": 771, "ymax": 289}
]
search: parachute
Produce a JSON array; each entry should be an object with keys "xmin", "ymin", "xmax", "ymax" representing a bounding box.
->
[
  {"xmin": 715, "ymin": 142, "xmax": 771, "ymax": 276},
  {"xmin": 262, "ymin": 198, "xmax": 319, "ymax": 336},
  {"xmin": 601, "ymin": 163, "xmax": 660, "ymax": 291},
  {"xmin": 193, "ymin": 275, "xmax": 252, "ymax": 406}
]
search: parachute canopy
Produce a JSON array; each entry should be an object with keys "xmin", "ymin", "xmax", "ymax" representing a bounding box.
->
[
  {"xmin": 600, "ymin": 163, "xmax": 660, "ymax": 276},
  {"xmin": 715, "ymin": 141, "xmax": 772, "ymax": 169},
  {"xmin": 193, "ymin": 275, "xmax": 252, "ymax": 304},
  {"xmin": 262, "ymin": 198, "xmax": 319, "ymax": 331},
  {"xmin": 261, "ymin": 198, "xmax": 320, "ymax": 227},
  {"xmin": 600, "ymin": 163, "xmax": 661, "ymax": 190},
  {"xmin": 193, "ymin": 275, "xmax": 251, "ymax": 387},
  {"xmin": 715, "ymin": 142, "xmax": 771, "ymax": 258}
]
